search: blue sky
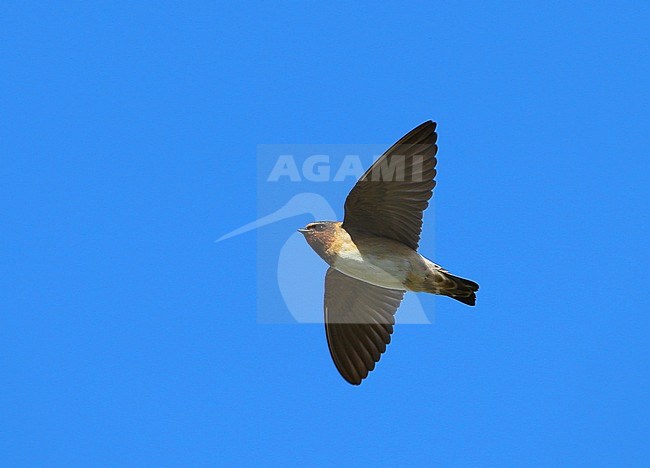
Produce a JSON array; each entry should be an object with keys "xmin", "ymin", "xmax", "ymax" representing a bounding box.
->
[{"xmin": 2, "ymin": 2, "xmax": 649, "ymax": 466}]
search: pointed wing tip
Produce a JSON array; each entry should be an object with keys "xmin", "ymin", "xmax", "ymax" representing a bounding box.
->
[
  {"xmin": 421, "ymin": 120, "xmax": 437, "ymax": 130},
  {"xmin": 343, "ymin": 376, "xmax": 363, "ymax": 386}
]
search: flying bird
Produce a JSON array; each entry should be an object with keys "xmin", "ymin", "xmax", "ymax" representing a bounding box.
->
[{"xmin": 299, "ymin": 121, "xmax": 479, "ymax": 385}]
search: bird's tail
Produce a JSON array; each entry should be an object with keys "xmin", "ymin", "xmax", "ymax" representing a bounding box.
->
[
  {"xmin": 423, "ymin": 264, "xmax": 480, "ymax": 306},
  {"xmin": 443, "ymin": 273, "xmax": 479, "ymax": 306}
]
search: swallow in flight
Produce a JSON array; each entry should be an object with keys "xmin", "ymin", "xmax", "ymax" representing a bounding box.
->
[{"xmin": 298, "ymin": 121, "xmax": 479, "ymax": 385}]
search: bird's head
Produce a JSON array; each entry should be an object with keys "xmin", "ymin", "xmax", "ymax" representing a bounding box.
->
[{"xmin": 298, "ymin": 221, "xmax": 342, "ymax": 262}]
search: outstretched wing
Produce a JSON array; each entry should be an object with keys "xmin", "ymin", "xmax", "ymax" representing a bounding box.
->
[
  {"xmin": 324, "ymin": 268, "xmax": 404, "ymax": 385},
  {"xmin": 342, "ymin": 121, "xmax": 438, "ymax": 250}
]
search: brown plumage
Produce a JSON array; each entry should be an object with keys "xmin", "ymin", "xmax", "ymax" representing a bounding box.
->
[{"xmin": 299, "ymin": 121, "xmax": 479, "ymax": 385}]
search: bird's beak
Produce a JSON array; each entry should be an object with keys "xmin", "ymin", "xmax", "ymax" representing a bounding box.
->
[{"xmin": 297, "ymin": 228, "xmax": 308, "ymax": 233}]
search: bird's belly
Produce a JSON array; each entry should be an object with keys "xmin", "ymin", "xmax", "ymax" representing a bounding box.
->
[{"xmin": 333, "ymin": 249, "xmax": 410, "ymax": 290}]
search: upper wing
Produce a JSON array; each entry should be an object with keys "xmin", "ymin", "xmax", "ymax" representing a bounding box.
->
[
  {"xmin": 342, "ymin": 121, "xmax": 438, "ymax": 250},
  {"xmin": 324, "ymin": 267, "xmax": 404, "ymax": 385}
]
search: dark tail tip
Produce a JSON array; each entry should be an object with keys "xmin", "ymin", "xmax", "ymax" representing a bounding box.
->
[
  {"xmin": 448, "ymin": 277, "xmax": 479, "ymax": 306},
  {"xmin": 451, "ymin": 292, "xmax": 476, "ymax": 306}
]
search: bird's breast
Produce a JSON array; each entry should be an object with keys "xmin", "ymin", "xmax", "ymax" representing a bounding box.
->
[{"xmin": 332, "ymin": 236, "xmax": 421, "ymax": 290}]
